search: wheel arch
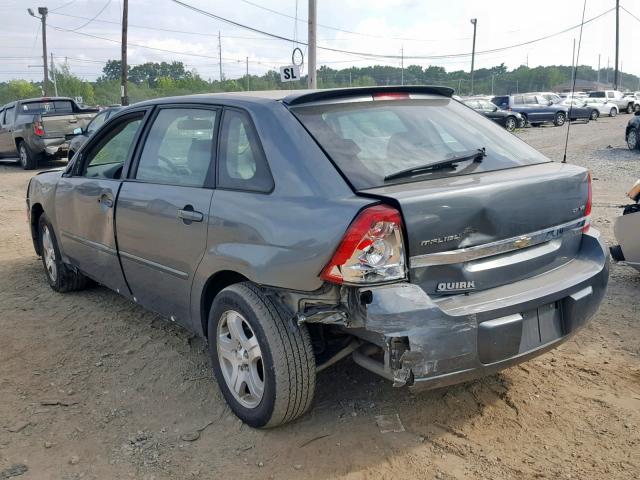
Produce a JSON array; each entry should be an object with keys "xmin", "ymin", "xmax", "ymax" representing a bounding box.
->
[
  {"xmin": 200, "ymin": 270, "xmax": 250, "ymax": 337},
  {"xmin": 30, "ymin": 203, "xmax": 45, "ymax": 255}
]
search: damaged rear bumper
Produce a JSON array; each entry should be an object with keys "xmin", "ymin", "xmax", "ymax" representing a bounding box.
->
[{"xmin": 358, "ymin": 230, "xmax": 609, "ymax": 391}]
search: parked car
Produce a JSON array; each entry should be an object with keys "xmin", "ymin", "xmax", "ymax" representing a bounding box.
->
[
  {"xmin": 584, "ymin": 97, "xmax": 619, "ymax": 117},
  {"xmin": 26, "ymin": 87, "xmax": 608, "ymax": 427},
  {"xmin": 0, "ymin": 97, "xmax": 98, "ymax": 169},
  {"xmin": 558, "ymin": 98, "xmax": 598, "ymax": 121},
  {"xmin": 462, "ymin": 98, "xmax": 524, "ymax": 131},
  {"xmin": 588, "ymin": 90, "xmax": 635, "ymax": 114},
  {"xmin": 610, "ymin": 179, "xmax": 640, "ymax": 273},
  {"xmin": 66, "ymin": 106, "xmax": 123, "ymax": 159},
  {"xmin": 623, "ymin": 92, "xmax": 640, "ymax": 112},
  {"xmin": 626, "ymin": 110, "xmax": 640, "ymax": 150},
  {"xmin": 491, "ymin": 93, "xmax": 568, "ymax": 127}
]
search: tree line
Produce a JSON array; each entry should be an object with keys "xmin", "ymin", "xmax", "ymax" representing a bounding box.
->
[{"xmin": 1, "ymin": 60, "xmax": 638, "ymax": 106}]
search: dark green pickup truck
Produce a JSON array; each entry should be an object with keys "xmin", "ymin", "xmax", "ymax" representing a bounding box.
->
[{"xmin": 0, "ymin": 97, "xmax": 98, "ymax": 169}]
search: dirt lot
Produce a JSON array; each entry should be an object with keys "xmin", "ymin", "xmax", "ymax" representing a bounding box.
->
[{"xmin": 1, "ymin": 115, "xmax": 639, "ymax": 480}]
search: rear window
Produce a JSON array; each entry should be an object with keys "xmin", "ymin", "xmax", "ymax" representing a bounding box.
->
[
  {"xmin": 20, "ymin": 100, "xmax": 74, "ymax": 115},
  {"xmin": 291, "ymin": 97, "xmax": 549, "ymax": 190}
]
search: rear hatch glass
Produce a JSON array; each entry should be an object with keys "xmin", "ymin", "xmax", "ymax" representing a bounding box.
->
[{"xmin": 290, "ymin": 96, "xmax": 549, "ymax": 190}]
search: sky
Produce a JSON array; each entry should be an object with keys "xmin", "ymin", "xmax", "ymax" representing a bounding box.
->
[{"xmin": 0, "ymin": 0, "xmax": 638, "ymax": 84}]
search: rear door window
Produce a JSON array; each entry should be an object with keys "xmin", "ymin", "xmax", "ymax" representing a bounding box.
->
[
  {"xmin": 292, "ymin": 97, "xmax": 549, "ymax": 190},
  {"xmin": 217, "ymin": 109, "xmax": 273, "ymax": 192},
  {"xmin": 135, "ymin": 108, "xmax": 217, "ymax": 187},
  {"xmin": 524, "ymin": 95, "xmax": 537, "ymax": 104},
  {"xmin": 513, "ymin": 96, "xmax": 524, "ymax": 105}
]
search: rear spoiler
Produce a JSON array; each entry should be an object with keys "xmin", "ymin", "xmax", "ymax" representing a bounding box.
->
[{"xmin": 282, "ymin": 85, "xmax": 455, "ymax": 106}]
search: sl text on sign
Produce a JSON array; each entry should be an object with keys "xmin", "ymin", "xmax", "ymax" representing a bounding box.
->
[{"xmin": 280, "ymin": 65, "xmax": 300, "ymax": 82}]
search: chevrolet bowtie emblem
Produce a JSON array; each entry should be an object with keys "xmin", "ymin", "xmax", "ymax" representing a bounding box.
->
[{"xmin": 513, "ymin": 236, "xmax": 532, "ymax": 249}]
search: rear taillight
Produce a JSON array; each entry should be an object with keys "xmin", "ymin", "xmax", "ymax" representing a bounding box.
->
[
  {"xmin": 321, "ymin": 204, "xmax": 406, "ymax": 285},
  {"xmin": 33, "ymin": 119, "xmax": 44, "ymax": 136},
  {"xmin": 583, "ymin": 172, "xmax": 592, "ymax": 233}
]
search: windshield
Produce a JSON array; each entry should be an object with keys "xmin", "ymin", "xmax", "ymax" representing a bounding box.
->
[
  {"xmin": 291, "ymin": 97, "xmax": 549, "ymax": 189},
  {"xmin": 588, "ymin": 92, "xmax": 605, "ymax": 98}
]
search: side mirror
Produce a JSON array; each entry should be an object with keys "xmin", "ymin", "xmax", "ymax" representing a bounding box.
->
[
  {"xmin": 547, "ymin": 100, "xmax": 553, "ymax": 106},
  {"xmin": 65, "ymin": 127, "xmax": 84, "ymax": 140},
  {"xmin": 73, "ymin": 127, "xmax": 83, "ymax": 134},
  {"xmin": 493, "ymin": 106, "xmax": 498, "ymax": 112}
]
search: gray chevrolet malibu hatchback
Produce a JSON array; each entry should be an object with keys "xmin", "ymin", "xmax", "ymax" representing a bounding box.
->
[{"xmin": 26, "ymin": 86, "xmax": 609, "ymax": 427}]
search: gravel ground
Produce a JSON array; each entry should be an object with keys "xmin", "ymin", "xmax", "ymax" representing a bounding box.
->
[{"xmin": 0, "ymin": 114, "xmax": 639, "ymax": 480}]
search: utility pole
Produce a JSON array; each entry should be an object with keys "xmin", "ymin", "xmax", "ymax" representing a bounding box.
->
[
  {"xmin": 120, "ymin": 0, "xmax": 129, "ymax": 106},
  {"xmin": 470, "ymin": 18, "xmax": 477, "ymax": 95},
  {"xmin": 400, "ymin": 46, "xmax": 404, "ymax": 85},
  {"xmin": 50, "ymin": 52, "xmax": 58, "ymax": 96},
  {"xmin": 491, "ymin": 74, "xmax": 495, "ymax": 95},
  {"xmin": 218, "ymin": 31, "xmax": 223, "ymax": 82},
  {"xmin": 307, "ymin": 0, "xmax": 317, "ymax": 89},
  {"xmin": 570, "ymin": 38, "xmax": 576, "ymax": 89},
  {"xmin": 606, "ymin": 57, "xmax": 610, "ymax": 84},
  {"xmin": 614, "ymin": 0, "xmax": 619, "ymax": 89},
  {"xmin": 307, "ymin": 0, "xmax": 318, "ymax": 89},
  {"xmin": 28, "ymin": 7, "xmax": 49, "ymax": 96},
  {"xmin": 597, "ymin": 54, "xmax": 601, "ymax": 84},
  {"xmin": 246, "ymin": 57, "xmax": 249, "ymax": 90}
]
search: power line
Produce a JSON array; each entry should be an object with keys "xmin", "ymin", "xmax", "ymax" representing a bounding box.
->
[
  {"xmin": 50, "ymin": 0, "xmax": 77, "ymax": 12},
  {"xmin": 621, "ymin": 5, "xmax": 640, "ymax": 23},
  {"xmin": 236, "ymin": 0, "xmax": 447, "ymax": 42},
  {"xmin": 171, "ymin": 0, "xmax": 615, "ymax": 61},
  {"xmin": 69, "ymin": 0, "xmax": 112, "ymax": 31}
]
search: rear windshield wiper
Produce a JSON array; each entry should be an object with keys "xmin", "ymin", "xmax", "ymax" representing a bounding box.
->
[{"xmin": 384, "ymin": 148, "xmax": 486, "ymax": 182}]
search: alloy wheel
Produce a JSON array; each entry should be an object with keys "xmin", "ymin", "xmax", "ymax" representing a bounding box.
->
[
  {"xmin": 41, "ymin": 225, "xmax": 57, "ymax": 282},
  {"xmin": 590, "ymin": 110, "xmax": 598, "ymax": 120},
  {"xmin": 19, "ymin": 145, "xmax": 27, "ymax": 168},
  {"xmin": 505, "ymin": 117, "xmax": 516, "ymax": 131},
  {"xmin": 217, "ymin": 310, "xmax": 264, "ymax": 409},
  {"xmin": 628, "ymin": 129, "xmax": 639, "ymax": 150}
]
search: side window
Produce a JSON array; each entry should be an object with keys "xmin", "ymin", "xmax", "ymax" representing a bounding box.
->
[
  {"xmin": 135, "ymin": 108, "xmax": 217, "ymax": 187},
  {"xmin": 607, "ymin": 92, "xmax": 615, "ymax": 99},
  {"xmin": 513, "ymin": 96, "xmax": 524, "ymax": 105},
  {"xmin": 524, "ymin": 95, "xmax": 537, "ymax": 104},
  {"xmin": 217, "ymin": 109, "xmax": 273, "ymax": 192},
  {"xmin": 87, "ymin": 111, "xmax": 108, "ymax": 134},
  {"xmin": 82, "ymin": 115, "xmax": 143, "ymax": 179},
  {"xmin": 2, "ymin": 106, "xmax": 15, "ymax": 126},
  {"xmin": 0, "ymin": 110, "xmax": 4, "ymax": 125}
]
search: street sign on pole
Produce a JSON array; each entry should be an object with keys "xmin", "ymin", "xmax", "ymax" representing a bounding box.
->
[{"xmin": 280, "ymin": 65, "xmax": 300, "ymax": 82}]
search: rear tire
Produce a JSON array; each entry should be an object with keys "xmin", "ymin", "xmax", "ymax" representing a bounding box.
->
[
  {"xmin": 590, "ymin": 110, "xmax": 599, "ymax": 120},
  {"xmin": 208, "ymin": 282, "xmax": 315, "ymax": 428},
  {"xmin": 610, "ymin": 107, "xmax": 617, "ymax": 117},
  {"xmin": 18, "ymin": 141, "xmax": 37, "ymax": 170},
  {"xmin": 38, "ymin": 214, "xmax": 92, "ymax": 292},
  {"xmin": 554, "ymin": 112, "xmax": 566, "ymax": 127},
  {"xmin": 627, "ymin": 128, "xmax": 639, "ymax": 151},
  {"xmin": 626, "ymin": 103, "xmax": 634, "ymax": 114}
]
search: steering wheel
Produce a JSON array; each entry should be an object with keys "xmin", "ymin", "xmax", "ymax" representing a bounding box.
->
[{"xmin": 157, "ymin": 155, "xmax": 180, "ymax": 175}]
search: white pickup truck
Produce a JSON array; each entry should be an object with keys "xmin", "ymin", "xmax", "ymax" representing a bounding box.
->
[{"xmin": 588, "ymin": 90, "xmax": 636, "ymax": 114}]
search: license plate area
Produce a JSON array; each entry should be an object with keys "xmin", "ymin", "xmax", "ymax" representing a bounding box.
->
[{"xmin": 478, "ymin": 302, "xmax": 563, "ymax": 364}]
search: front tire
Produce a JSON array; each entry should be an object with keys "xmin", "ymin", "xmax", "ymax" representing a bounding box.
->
[
  {"xmin": 626, "ymin": 103, "xmax": 634, "ymax": 114},
  {"xmin": 38, "ymin": 215, "xmax": 92, "ymax": 292},
  {"xmin": 627, "ymin": 128, "xmax": 640, "ymax": 151},
  {"xmin": 208, "ymin": 282, "xmax": 315, "ymax": 428},
  {"xmin": 554, "ymin": 112, "xmax": 566, "ymax": 127},
  {"xmin": 504, "ymin": 116, "xmax": 517, "ymax": 132},
  {"xmin": 590, "ymin": 109, "xmax": 599, "ymax": 120},
  {"xmin": 610, "ymin": 107, "xmax": 618, "ymax": 117},
  {"xmin": 18, "ymin": 141, "xmax": 37, "ymax": 170}
]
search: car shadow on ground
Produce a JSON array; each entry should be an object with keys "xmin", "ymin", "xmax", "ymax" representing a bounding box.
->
[{"xmin": 0, "ymin": 255, "xmax": 512, "ymax": 478}]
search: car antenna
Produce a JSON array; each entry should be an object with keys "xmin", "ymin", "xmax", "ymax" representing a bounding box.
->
[{"xmin": 562, "ymin": 0, "xmax": 588, "ymax": 164}]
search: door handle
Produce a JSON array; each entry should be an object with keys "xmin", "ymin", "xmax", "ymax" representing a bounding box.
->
[
  {"xmin": 177, "ymin": 205, "xmax": 203, "ymax": 223},
  {"xmin": 98, "ymin": 194, "xmax": 113, "ymax": 208}
]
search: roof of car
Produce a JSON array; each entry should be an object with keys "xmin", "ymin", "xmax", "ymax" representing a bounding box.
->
[{"xmin": 134, "ymin": 85, "xmax": 455, "ymax": 108}]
